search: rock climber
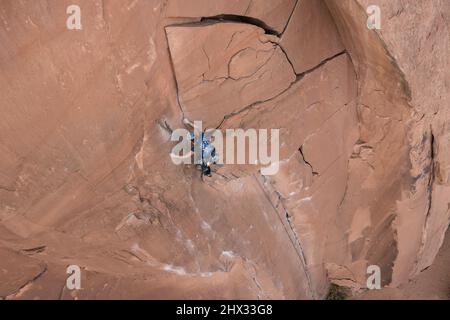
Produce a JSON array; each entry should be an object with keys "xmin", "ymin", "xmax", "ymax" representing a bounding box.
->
[
  {"xmin": 184, "ymin": 118, "xmax": 219, "ymax": 178},
  {"xmin": 190, "ymin": 131, "xmax": 219, "ymax": 177}
]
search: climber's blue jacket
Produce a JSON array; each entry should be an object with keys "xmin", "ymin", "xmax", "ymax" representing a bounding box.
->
[{"xmin": 190, "ymin": 132, "xmax": 218, "ymax": 166}]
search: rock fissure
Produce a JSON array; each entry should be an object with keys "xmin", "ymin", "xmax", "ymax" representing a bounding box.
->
[
  {"xmin": 255, "ymin": 174, "xmax": 315, "ymax": 299},
  {"xmin": 3, "ymin": 264, "xmax": 48, "ymax": 299},
  {"xmin": 200, "ymin": 14, "xmax": 279, "ymax": 36},
  {"xmin": 217, "ymin": 50, "xmax": 347, "ymax": 128}
]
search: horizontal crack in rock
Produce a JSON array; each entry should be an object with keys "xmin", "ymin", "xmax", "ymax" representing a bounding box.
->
[
  {"xmin": 217, "ymin": 51, "xmax": 347, "ymax": 128},
  {"xmin": 200, "ymin": 14, "xmax": 279, "ymax": 36}
]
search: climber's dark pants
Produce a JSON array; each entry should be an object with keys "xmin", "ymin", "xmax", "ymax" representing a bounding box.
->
[{"xmin": 201, "ymin": 164, "xmax": 211, "ymax": 177}]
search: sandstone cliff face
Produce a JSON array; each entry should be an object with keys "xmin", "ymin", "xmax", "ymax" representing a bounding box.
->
[{"xmin": 0, "ymin": 0, "xmax": 448, "ymax": 299}]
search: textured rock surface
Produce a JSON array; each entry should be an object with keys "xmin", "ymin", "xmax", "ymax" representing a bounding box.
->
[
  {"xmin": 325, "ymin": 0, "xmax": 450, "ymax": 289},
  {"xmin": 356, "ymin": 0, "xmax": 450, "ymax": 283},
  {"xmin": 355, "ymin": 227, "xmax": 450, "ymax": 299},
  {"xmin": 166, "ymin": 22, "xmax": 295, "ymax": 128},
  {"xmin": 165, "ymin": 0, "xmax": 297, "ymax": 33},
  {"xmin": 0, "ymin": 0, "xmax": 449, "ymax": 299},
  {"xmin": 281, "ymin": 0, "xmax": 345, "ymax": 74},
  {"xmin": 220, "ymin": 53, "xmax": 359, "ymax": 296}
]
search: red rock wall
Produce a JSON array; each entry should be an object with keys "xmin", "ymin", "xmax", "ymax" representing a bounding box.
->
[{"xmin": 0, "ymin": 0, "xmax": 448, "ymax": 299}]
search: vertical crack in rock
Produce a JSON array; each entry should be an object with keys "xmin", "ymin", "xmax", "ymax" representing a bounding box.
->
[
  {"xmin": 243, "ymin": 1, "xmax": 253, "ymax": 16},
  {"xmin": 283, "ymin": 209, "xmax": 315, "ymax": 299},
  {"xmin": 58, "ymin": 282, "xmax": 66, "ymax": 300},
  {"xmin": 271, "ymin": 41, "xmax": 296, "ymax": 75},
  {"xmin": 417, "ymin": 128, "xmax": 437, "ymax": 273},
  {"xmin": 4, "ymin": 264, "xmax": 48, "ymax": 299},
  {"xmin": 255, "ymin": 174, "xmax": 315, "ymax": 299},
  {"xmin": 243, "ymin": 258, "xmax": 265, "ymax": 299},
  {"xmin": 280, "ymin": 0, "xmax": 300, "ymax": 36},
  {"xmin": 282, "ymin": 0, "xmax": 345, "ymax": 74},
  {"xmin": 299, "ymin": 146, "xmax": 318, "ymax": 176},
  {"xmin": 163, "ymin": 30, "xmax": 186, "ymax": 118},
  {"xmin": 426, "ymin": 129, "xmax": 436, "ymax": 219}
]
